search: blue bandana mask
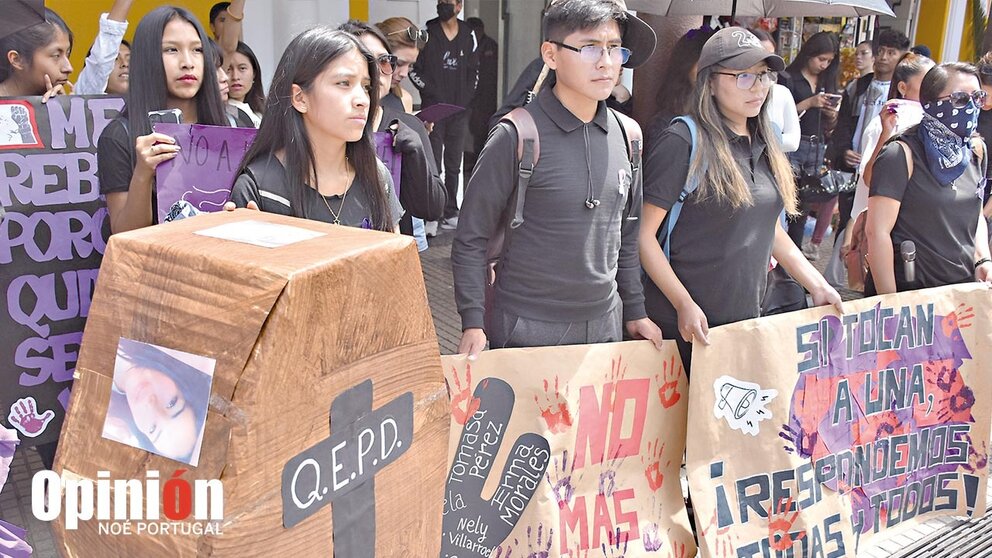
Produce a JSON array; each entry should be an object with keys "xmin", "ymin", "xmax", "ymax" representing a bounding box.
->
[{"xmin": 918, "ymin": 98, "xmax": 979, "ymax": 186}]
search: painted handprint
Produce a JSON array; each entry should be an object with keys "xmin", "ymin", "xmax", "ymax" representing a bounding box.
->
[
  {"xmin": 606, "ymin": 357, "xmax": 628, "ymax": 410},
  {"xmin": 699, "ymin": 510, "xmax": 735, "ymax": 558},
  {"xmin": 639, "ymin": 498, "xmax": 667, "ymax": 552},
  {"xmin": 602, "ymin": 527, "xmax": 628, "ymax": 558},
  {"xmin": 7, "ymin": 397, "xmax": 55, "ymax": 438},
  {"xmin": 598, "ymin": 445, "xmax": 627, "ymax": 498},
  {"xmin": 767, "ymin": 496, "xmax": 805, "ymax": 552},
  {"xmin": 448, "ymin": 363, "xmax": 481, "ymax": 425},
  {"xmin": 941, "ymin": 303, "xmax": 975, "ymax": 339},
  {"xmin": 963, "ymin": 435, "xmax": 990, "ymax": 474},
  {"xmin": 546, "ymin": 450, "xmax": 583, "ymax": 510},
  {"xmin": 779, "ymin": 423, "xmax": 818, "ymax": 457},
  {"xmin": 669, "ymin": 540, "xmax": 687, "ymax": 558},
  {"xmin": 534, "ymin": 376, "xmax": 572, "ymax": 433},
  {"xmin": 492, "ymin": 543, "xmax": 515, "ymax": 558},
  {"xmin": 932, "ymin": 364, "xmax": 976, "ymax": 423},
  {"xmin": 642, "ymin": 439, "xmax": 669, "ymax": 492},
  {"xmin": 655, "ymin": 355, "xmax": 682, "ymax": 409},
  {"xmin": 525, "ymin": 524, "xmax": 553, "ymax": 558},
  {"xmin": 441, "ymin": 378, "xmax": 551, "ymax": 558}
]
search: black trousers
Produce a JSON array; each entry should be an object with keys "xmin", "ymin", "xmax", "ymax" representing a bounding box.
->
[{"xmin": 428, "ymin": 111, "xmax": 470, "ymax": 219}]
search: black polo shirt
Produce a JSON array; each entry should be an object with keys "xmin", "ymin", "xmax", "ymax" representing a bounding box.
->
[
  {"xmin": 870, "ymin": 130, "xmax": 983, "ymax": 288},
  {"xmin": 642, "ymin": 120, "xmax": 784, "ymax": 330},
  {"xmin": 452, "ymin": 88, "xmax": 645, "ymax": 331}
]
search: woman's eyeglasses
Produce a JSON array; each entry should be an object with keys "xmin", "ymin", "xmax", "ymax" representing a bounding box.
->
[
  {"xmin": 376, "ymin": 53, "xmax": 398, "ymax": 76},
  {"xmin": 550, "ymin": 41, "xmax": 632, "ymax": 65},
  {"xmin": 713, "ymin": 70, "xmax": 778, "ymax": 90},
  {"xmin": 388, "ymin": 26, "xmax": 429, "ymax": 44},
  {"xmin": 937, "ymin": 90, "xmax": 988, "ymax": 109}
]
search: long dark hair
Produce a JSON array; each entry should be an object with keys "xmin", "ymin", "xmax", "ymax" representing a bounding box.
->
[
  {"xmin": 237, "ymin": 27, "xmax": 392, "ymax": 231},
  {"xmin": 232, "ymin": 41, "xmax": 265, "ymax": 114},
  {"xmin": 116, "ymin": 338, "xmax": 212, "ymax": 463},
  {"xmin": 127, "ymin": 6, "xmax": 229, "ymax": 143},
  {"xmin": 0, "ymin": 8, "xmax": 74, "ymax": 85},
  {"xmin": 654, "ymin": 26, "xmax": 715, "ymax": 120},
  {"xmin": 785, "ymin": 31, "xmax": 840, "ymax": 93}
]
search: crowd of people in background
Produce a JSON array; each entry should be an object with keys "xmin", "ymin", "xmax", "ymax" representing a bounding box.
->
[{"xmin": 2, "ymin": 0, "xmax": 991, "ymax": 417}]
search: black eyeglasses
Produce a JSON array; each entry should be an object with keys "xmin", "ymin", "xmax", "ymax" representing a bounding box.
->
[
  {"xmin": 936, "ymin": 90, "xmax": 988, "ymax": 109},
  {"xmin": 713, "ymin": 70, "xmax": 778, "ymax": 90},
  {"xmin": 376, "ymin": 53, "xmax": 398, "ymax": 76},
  {"xmin": 388, "ymin": 26, "xmax": 429, "ymax": 44},
  {"xmin": 550, "ymin": 41, "xmax": 632, "ymax": 65}
]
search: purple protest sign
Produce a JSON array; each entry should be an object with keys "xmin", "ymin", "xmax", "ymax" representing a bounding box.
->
[
  {"xmin": 153, "ymin": 124, "xmax": 257, "ymax": 223},
  {"xmin": 0, "ymin": 95, "xmax": 125, "ymax": 447},
  {"xmin": 374, "ymin": 131, "xmax": 403, "ymax": 198}
]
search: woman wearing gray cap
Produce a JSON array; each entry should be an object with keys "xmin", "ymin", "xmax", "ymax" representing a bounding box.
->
[{"xmin": 639, "ymin": 27, "xmax": 842, "ymax": 370}]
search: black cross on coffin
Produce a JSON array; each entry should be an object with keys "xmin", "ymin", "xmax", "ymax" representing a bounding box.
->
[{"xmin": 281, "ymin": 379, "xmax": 414, "ymax": 557}]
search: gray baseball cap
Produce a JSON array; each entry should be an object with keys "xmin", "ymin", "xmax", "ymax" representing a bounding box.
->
[{"xmin": 697, "ymin": 27, "xmax": 785, "ymax": 73}]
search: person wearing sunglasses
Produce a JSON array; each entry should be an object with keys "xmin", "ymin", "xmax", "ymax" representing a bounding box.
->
[
  {"xmin": 339, "ymin": 20, "xmax": 446, "ymax": 249},
  {"xmin": 641, "ymin": 27, "xmax": 842, "ymax": 371},
  {"xmin": 453, "ymin": 0, "xmax": 663, "ymax": 356},
  {"xmin": 410, "ymin": 0, "xmax": 480, "ymax": 231},
  {"xmin": 977, "ymin": 53, "xmax": 992, "ymax": 243},
  {"xmin": 376, "ymin": 18, "xmax": 428, "ymax": 113},
  {"xmin": 866, "ymin": 62, "xmax": 992, "ymax": 294}
]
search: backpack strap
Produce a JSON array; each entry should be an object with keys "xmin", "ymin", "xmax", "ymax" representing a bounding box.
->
[
  {"xmin": 502, "ymin": 107, "xmax": 539, "ymax": 228},
  {"xmin": 611, "ymin": 110, "xmax": 643, "ymax": 219},
  {"xmin": 663, "ymin": 115, "xmax": 704, "ymax": 259}
]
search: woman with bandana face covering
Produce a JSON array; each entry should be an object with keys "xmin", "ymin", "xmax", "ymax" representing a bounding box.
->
[{"xmin": 866, "ymin": 62, "xmax": 992, "ymax": 294}]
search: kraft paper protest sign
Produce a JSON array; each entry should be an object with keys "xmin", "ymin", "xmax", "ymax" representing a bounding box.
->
[
  {"xmin": 153, "ymin": 123, "xmax": 257, "ymax": 223},
  {"xmin": 687, "ymin": 284, "xmax": 992, "ymax": 558},
  {"xmin": 441, "ymin": 340, "xmax": 695, "ymax": 558},
  {"xmin": 0, "ymin": 95, "xmax": 124, "ymax": 446}
]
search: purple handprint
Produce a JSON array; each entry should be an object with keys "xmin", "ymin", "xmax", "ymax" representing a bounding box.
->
[
  {"xmin": 598, "ymin": 446, "xmax": 626, "ymax": 498},
  {"xmin": 7, "ymin": 397, "xmax": 55, "ymax": 438},
  {"xmin": 525, "ymin": 524, "xmax": 553, "ymax": 558},
  {"xmin": 546, "ymin": 450, "xmax": 582, "ymax": 510},
  {"xmin": 641, "ymin": 523, "xmax": 663, "ymax": 552},
  {"xmin": 602, "ymin": 526, "xmax": 629, "ymax": 557}
]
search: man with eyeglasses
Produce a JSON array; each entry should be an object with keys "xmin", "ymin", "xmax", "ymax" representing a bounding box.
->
[
  {"xmin": 452, "ymin": 0, "xmax": 663, "ymax": 356},
  {"xmin": 410, "ymin": 0, "xmax": 480, "ymax": 230}
]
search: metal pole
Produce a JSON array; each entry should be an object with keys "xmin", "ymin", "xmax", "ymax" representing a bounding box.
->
[{"xmin": 732, "ymin": 0, "xmax": 737, "ymax": 21}]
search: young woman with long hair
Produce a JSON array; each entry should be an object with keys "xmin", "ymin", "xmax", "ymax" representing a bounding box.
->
[
  {"xmin": 226, "ymin": 41, "xmax": 264, "ymax": 126},
  {"xmin": 640, "ymin": 27, "xmax": 842, "ymax": 370},
  {"xmin": 229, "ymin": 27, "xmax": 402, "ymax": 231},
  {"xmin": 779, "ymin": 31, "xmax": 841, "ymax": 258},
  {"xmin": 0, "ymin": 7, "xmax": 73, "ymax": 101},
  {"xmin": 98, "ymin": 6, "xmax": 229, "ymax": 234}
]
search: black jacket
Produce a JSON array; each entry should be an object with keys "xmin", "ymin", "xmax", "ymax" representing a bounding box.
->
[{"xmin": 409, "ymin": 18, "xmax": 479, "ymax": 108}]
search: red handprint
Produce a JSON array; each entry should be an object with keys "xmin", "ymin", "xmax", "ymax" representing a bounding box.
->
[
  {"xmin": 942, "ymin": 304, "xmax": 975, "ymax": 338},
  {"xmin": 655, "ymin": 355, "xmax": 683, "ymax": 409},
  {"xmin": 448, "ymin": 364, "xmax": 481, "ymax": 425},
  {"xmin": 669, "ymin": 539, "xmax": 687, "ymax": 558},
  {"xmin": 767, "ymin": 496, "xmax": 806, "ymax": 552},
  {"xmin": 642, "ymin": 439, "xmax": 670, "ymax": 491},
  {"xmin": 534, "ymin": 376, "xmax": 572, "ymax": 433},
  {"xmin": 700, "ymin": 510, "xmax": 735, "ymax": 558},
  {"xmin": 7, "ymin": 397, "xmax": 55, "ymax": 438}
]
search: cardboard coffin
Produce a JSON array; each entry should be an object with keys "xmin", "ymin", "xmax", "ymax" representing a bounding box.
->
[{"xmin": 52, "ymin": 210, "xmax": 447, "ymax": 557}]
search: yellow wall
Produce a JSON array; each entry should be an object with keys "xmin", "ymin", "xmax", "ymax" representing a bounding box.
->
[
  {"xmin": 915, "ymin": 0, "xmax": 950, "ymax": 62},
  {"xmin": 47, "ymin": 0, "xmax": 218, "ymax": 83}
]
